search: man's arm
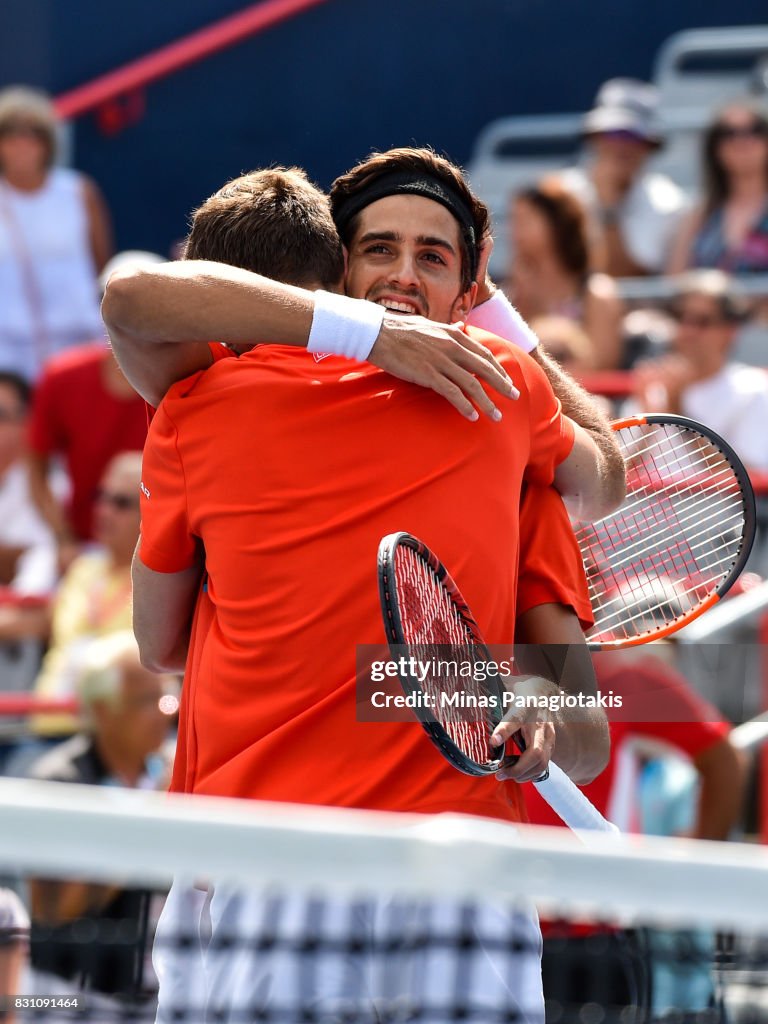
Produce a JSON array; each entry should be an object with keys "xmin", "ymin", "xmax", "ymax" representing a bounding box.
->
[
  {"xmin": 131, "ymin": 542, "xmax": 202, "ymax": 673},
  {"xmin": 553, "ymin": 418, "xmax": 625, "ymax": 522},
  {"xmin": 27, "ymin": 453, "xmax": 79, "ymax": 569},
  {"xmin": 102, "ymin": 260, "xmax": 517, "ymax": 419},
  {"xmin": 692, "ymin": 737, "xmax": 747, "ymax": 841},
  {"xmin": 492, "ymin": 602, "xmax": 609, "ymax": 785}
]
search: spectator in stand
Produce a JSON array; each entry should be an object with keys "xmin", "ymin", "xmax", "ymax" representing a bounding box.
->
[
  {"xmin": 26, "ymin": 252, "xmax": 158, "ymax": 564},
  {"xmin": 559, "ymin": 79, "xmax": 688, "ymax": 277},
  {"xmin": 668, "ymin": 99, "xmax": 768, "ymax": 274},
  {"xmin": 0, "ymin": 371, "xmax": 54, "ymax": 692},
  {"xmin": 0, "ymin": 86, "xmax": 112, "ymax": 381},
  {"xmin": 24, "ymin": 452, "xmax": 143, "ymax": 745},
  {"xmin": 0, "ymin": 371, "xmax": 55, "ymax": 599},
  {"xmin": 631, "ymin": 270, "xmax": 768, "ymax": 472},
  {"xmin": 27, "ymin": 631, "xmax": 177, "ymax": 1005},
  {"xmin": 525, "ymin": 647, "xmax": 746, "ymax": 1021},
  {"xmin": 507, "ymin": 179, "xmax": 623, "ymax": 369}
]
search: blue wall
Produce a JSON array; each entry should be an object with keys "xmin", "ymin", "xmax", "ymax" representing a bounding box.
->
[{"xmin": 1, "ymin": 0, "xmax": 766, "ymax": 254}]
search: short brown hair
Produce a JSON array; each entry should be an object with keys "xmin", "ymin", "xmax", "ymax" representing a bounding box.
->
[
  {"xmin": 184, "ymin": 168, "xmax": 344, "ymax": 289},
  {"xmin": 516, "ymin": 179, "xmax": 590, "ymax": 279},
  {"xmin": 329, "ymin": 147, "xmax": 490, "ymax": 291}
]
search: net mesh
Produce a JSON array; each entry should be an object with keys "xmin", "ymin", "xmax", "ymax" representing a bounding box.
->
[
  {"xmin": 575, "ymin": 422, "xmax": 749, "ymax": 646},
  {"xmin": 0, "ymin": 779, "xmax": 767, "ymax": 1024},
  {"xmin": 392, "ymin": 545, "xmax": 500, "ymax": 768}
]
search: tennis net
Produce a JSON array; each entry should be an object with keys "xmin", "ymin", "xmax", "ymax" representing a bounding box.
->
[{"xmin": 0, "ymin": 777, "xmax": 766, "ymax": 1023}]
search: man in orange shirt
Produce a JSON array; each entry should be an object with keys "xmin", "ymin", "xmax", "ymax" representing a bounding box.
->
[{"xmin": 118, "ymin": 165, "xmax": 610, "ymax": 1022}]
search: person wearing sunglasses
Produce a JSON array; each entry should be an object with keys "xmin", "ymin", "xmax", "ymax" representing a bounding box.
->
[
  {"xmin": 630, "ymin": 270, "xmax": 768, "ymax": 472},
  {"xmin": 558, "ymin": 78, "xmax": 688, "ymax": 278},
  {"xmin": 3, "ymin": 452, "xmax": 144, "ymax": 777},
  {"xmin": 668, "ymin": 100, "xmax": 768, "ymax": 275}
]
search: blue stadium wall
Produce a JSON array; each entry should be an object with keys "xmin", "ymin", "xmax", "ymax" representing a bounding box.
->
[{"xmin": 0, "ymin": 0, "xmax": 765, "ymax": 254}]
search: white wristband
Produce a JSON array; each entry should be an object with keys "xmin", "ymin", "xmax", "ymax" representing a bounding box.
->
[
  {"xmin": 307, "ymin": 291, "xmax": 385, "ymax": 362},
  {"xmin": 467, "ymin": 290, "xmax": 539, "ymax": 353}
]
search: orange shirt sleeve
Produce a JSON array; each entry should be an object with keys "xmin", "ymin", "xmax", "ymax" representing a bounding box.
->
[
  {"xmin": 521, "ymin": 354, "xmax": 575, "ymax": 486},
  {"xmin": 138, "ymin": 401, "xmax": 197, "ymax": 573},
  {"xmin": 517, "ymin": 484, "xmax": 594, "ymax": 630}
]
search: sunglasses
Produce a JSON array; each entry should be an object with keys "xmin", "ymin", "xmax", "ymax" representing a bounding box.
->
[
  {"xmin": 714, "ymin": 122, "xmax": 768, "ymax": 141},
  {"xmin": 598, "ymin": 130, "xmax": 648, "ymax": 144},
  {"xmin": 670, "ymin": 310, "xmax": 727, "ymax": 330},
  {"xmin": 0, "ymin": 121, "xmax": 48, "ymax": 140},
  {"xmin": 94, "ymin": 488, "xmax": 140, "ymax": 512}
]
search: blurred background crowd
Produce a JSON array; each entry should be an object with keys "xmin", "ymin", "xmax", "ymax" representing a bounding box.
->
[{"xmin": 0, "ymin": 0, "xmax": 768, "ymax": 1012}]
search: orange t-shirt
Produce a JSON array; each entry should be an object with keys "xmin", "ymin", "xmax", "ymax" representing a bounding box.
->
[
  {"xmin": 516, "ymin": 483, "xmax": 594, "ymax": 632},
  {"xmin": 140, "ymin": 332, "xmax": 574, "ymax": 822}
]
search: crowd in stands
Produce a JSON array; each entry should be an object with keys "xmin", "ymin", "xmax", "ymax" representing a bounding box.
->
[{"xmin": 0, "ymin": 72, "xmax": 766, "ymax": 1011}]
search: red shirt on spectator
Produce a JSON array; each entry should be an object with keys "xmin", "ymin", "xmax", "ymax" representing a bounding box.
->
[
  {"xmin": 524, "ymin": 651, "xmax": 730, "ymax": 827},
  {"xmin": 28, "ymin": 344, "xmax": 147, "ymax": 540}
]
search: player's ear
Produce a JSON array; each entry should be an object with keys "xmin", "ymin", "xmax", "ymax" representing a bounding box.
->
[
  {"xmin": 342, "ymin": 246, "xmax": 349, "ymax": 278},
  {"xmin": 451, "ymin": 281, "xmax": 477, "ymax": 321}
]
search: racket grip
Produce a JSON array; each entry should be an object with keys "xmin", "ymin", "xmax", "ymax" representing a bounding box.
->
[{"xmin": 533, "ymin": 762, "xmax": 619, "ymax": 834}]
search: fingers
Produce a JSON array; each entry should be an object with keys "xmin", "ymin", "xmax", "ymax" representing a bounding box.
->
[
  {"xmin": 440, "ymin": 362, "xmax": 503, "ymax": 422},
  {"xmin": 447, "ymin": 326, "xmax": 520, "ymax": 400},
  {"xmin": 426, "ymin": 375, "xmax": 480, "ymax": 422},
  {"xmin": 496, "ymin": 723, "xmax": 555, "ymax": 783}
]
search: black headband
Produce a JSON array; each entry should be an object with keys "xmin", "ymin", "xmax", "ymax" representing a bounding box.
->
[{"xmin": 333, "ymin": 170, "xmax": 479, "ymax": 279}]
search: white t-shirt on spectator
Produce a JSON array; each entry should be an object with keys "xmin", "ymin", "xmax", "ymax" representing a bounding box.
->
[
  {"xmin": 680, "ymin": 364, "xmax": 768, "ymax": 472},
  {"xmin": 559, "ymin": 165, "xmax": 688, "ymax": 274},
  {"xmin": 0, "ymin": 460, "xmax": 57, "ymax": 594}
]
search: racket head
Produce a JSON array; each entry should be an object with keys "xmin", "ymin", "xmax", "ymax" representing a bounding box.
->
[
  {"xmin": 576, "ymin": 414, "xmax": 757, "ymax": 650},
  {"xmin": 377, "ymin": 532, "xmax": 506, "ymax": 776}
]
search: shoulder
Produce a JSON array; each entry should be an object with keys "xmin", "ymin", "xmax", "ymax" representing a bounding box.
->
[
  {"xmin": 47, "ymin": 166, "xmax": 86, "ymax": 196},
  {"xmin": 556, "ymin": 166, "xmax": 594, "ymax": 204},
  {"xmin": 636, "ymin": 172, "xmax": 688, "ymax": 214},
  {"xmin": 38, "ymin": 343, "xmax": 106, "ymax": 382},
  {"xmin": 586, "ymin": 272, "xmax": 619, "ymax": 301},
  {"xmin": 62, "ymin": 550, "xmax": 108, "ymax": 586},
  {"xmin": 726, "ymin": 363, "xmax": 768, "ymax": 396}
]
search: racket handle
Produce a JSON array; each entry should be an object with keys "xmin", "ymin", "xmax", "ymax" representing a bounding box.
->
[{"xmin": 533, "ymin": 762, "xmax": 619, "ymax": 834}]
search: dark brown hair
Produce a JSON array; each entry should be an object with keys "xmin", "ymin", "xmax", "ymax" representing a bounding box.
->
[
  {"xmin": 516, "ymin": 179, "xmax": 590, "ymax": 279},
  {"xmin": 701, "ymin": 99, "xmax": 768, "ymax": 216},
  {"xmin": 184, "ymin": 167, "xmax": 344, "ymax": 289},
  {"xmin": 329, "ymin": 147, "xmax": 490, "ymax": 291}
]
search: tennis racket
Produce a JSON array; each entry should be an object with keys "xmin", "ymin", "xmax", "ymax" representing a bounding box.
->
[
  {"xmin": 575, "ymin": 415, "xmax": 756, "ymax": 650},
  {"xmin": 377, "ymin": 532, "xmax": 617, "ymax": 834}
]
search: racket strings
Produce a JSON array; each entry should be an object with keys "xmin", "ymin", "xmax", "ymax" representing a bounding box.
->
[
  {"xmin": 394, "ymin": 546, "xmax": 498, "ymax": 766},
  {"xmin": 576, "ymin": 423, "xmax": 748, "ymax": 644}
]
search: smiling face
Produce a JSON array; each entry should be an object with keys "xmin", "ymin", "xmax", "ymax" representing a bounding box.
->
[{"xmin": 344, "ymin": 194, "xmax": 476, "ymax": 323}]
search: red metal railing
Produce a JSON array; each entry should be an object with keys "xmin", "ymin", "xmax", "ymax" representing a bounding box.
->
[{"xmin": 53, "ymin": 0, "xmax": 332, "ymax": 120}]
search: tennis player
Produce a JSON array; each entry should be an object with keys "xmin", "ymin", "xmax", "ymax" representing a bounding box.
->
[{"xmin": 117, "ymin": 168, "xmax": 610, "ymax": 1023}]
